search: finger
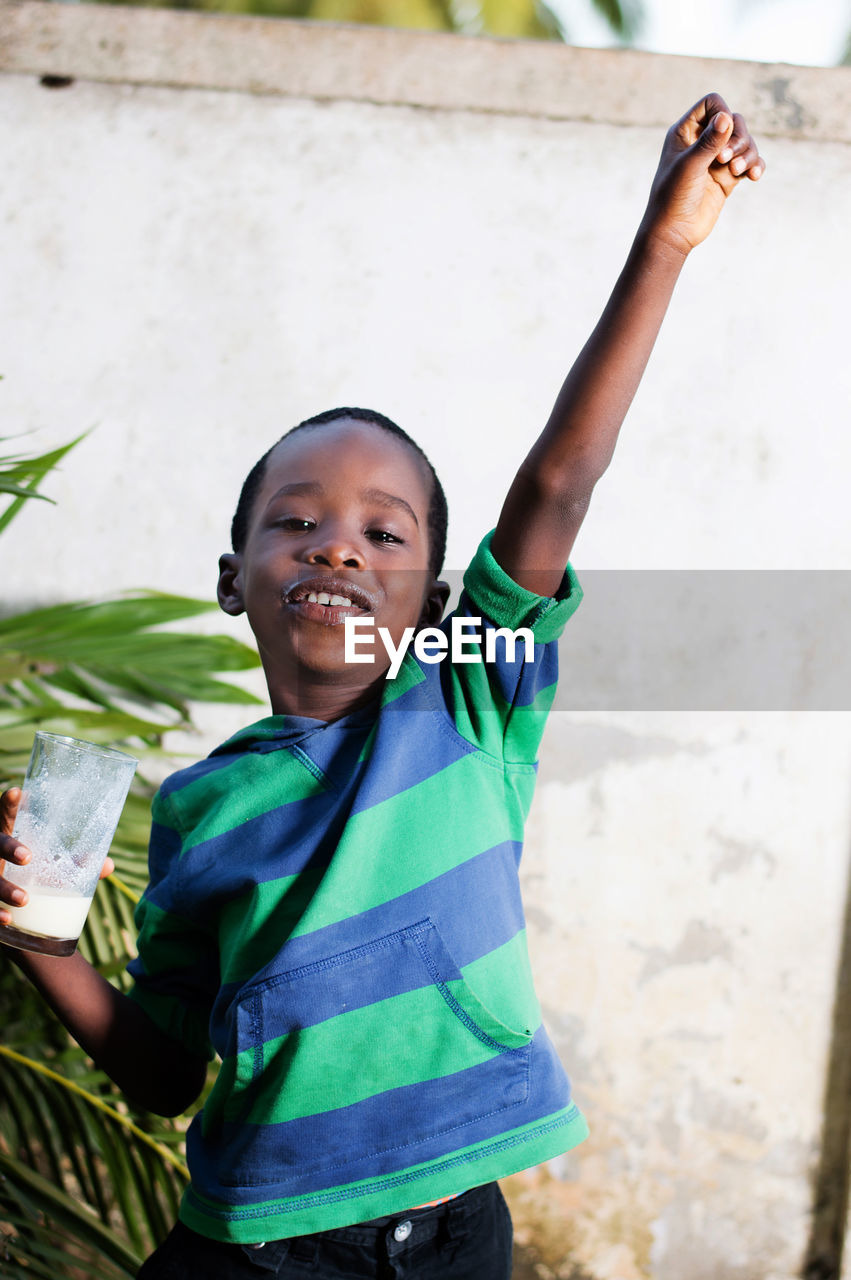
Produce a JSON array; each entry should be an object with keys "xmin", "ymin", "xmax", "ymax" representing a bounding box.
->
[
  {"xmin": 0, "ymin": 871, "xmax": 28, "ymax": 913},
  {"xmin": 720, "ymin": 135, "xmax": 758, "ymax": 175},
  {"xmin": 0, "ymin": 788, "xmax": 21, "ymax": 837},
  {"xmin": 0, "ymin": 900, "xmax": 23, "ymax": 925},
  {"xmin": 0, "ymin": 854, "xmax": 31, "ymax": 923},
  {"xmin": 700, "ymin": 91, "xmax": 732, "ymax": 122},
  {"xmin": 680, "ymin": 91, "xmax": 732, "ymax": 133},
  {"xmin": 716, "ymin": 112, "xmax": 750, "ymax": 163},
  {"xmin": 722, "ymin": 146, "xmax": 765, "ymax": 180},
  {"xmin": 669, "ymin": 92, "xmax": 731, "ymax": 152},
  {"xmin": 0, "ymin": 831, "xmax": 31, "ymax": 869},
  {"xmin": 716, "ymin": 115, "xmax": 762, "ymax": 174},
  {"xmin": 0, "ymin": 816, "xmax": 31, "ymax": 921},
  {"xmin": 729, "ymin": 147, "xmax": 761, "ymax": 178},
  {"xmin": 0, "ymin": 792, "xmax": 30, "ymax": 923},
  {"xmin": 689, "ymin": 108, "xmax": 734, "ymax": 165}
]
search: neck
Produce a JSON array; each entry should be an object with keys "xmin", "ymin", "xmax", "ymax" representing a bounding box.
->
[{"xmin": 266, "ymin": 672, "xmax": 385, "ymax": 723}]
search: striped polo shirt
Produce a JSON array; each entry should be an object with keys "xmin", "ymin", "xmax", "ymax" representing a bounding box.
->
[{"xmin": 127, "ymin": 531, "xmax": 588, "ymax": 1243}]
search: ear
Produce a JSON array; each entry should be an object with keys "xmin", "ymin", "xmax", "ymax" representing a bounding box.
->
[
  {"xmin": 418, "ymin": 579, "xmax": 451, "ymax": 629},
  {"xmin": 217, "ymin": 553, "xmax": 245, "ymax": 616}
]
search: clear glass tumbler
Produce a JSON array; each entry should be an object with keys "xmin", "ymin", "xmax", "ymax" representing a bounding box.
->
[{"xmin": 0, "ymin": 732, "xmax": 137, "ymax": 956}]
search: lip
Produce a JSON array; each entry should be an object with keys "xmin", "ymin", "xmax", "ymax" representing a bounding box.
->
[{"xmin": 282, "ymin": 575, "xmax": 379, "ymax": 626}]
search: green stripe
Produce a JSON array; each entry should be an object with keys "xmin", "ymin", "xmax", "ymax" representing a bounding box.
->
[
  {"xmin": 129, "ymin": 898, "xmax": 217, "ymax": 1056},
  {"xmin": 503, "ymin": 684, "xmax": 560, "ymax": 761},
  {"xmin": 170, "ymin": 753, "xmax": 328, "ymax": 851},
  {"xmin": 461, "ymin": 532, "xmax": 583, "ymax": 642},
  {"xmin": 218, "ymin": 865, "xmax": 326, "ymax": 984},
  {"xmin": 126, "ymin": 984, "xmax": 215, "ymax": 1061},
  {"xmin": 227, "ymin": 977, "xmax": 531, "ymax": 1125},
  {"xmin": 379, "ymin": 654, "xmax": 427, "ymax": 706},
  {"xmin": 133, "ymin": 898, "xmax": 209, "ymax": 976},
  {"xmin": 459, "ymin": 930, "xmax": 540, "ymax": 1036},
  {"xmin": 447, "ymin": 666, "xmax": 518, "ymax": 758},
  {"xmin": 287, "ymin": 754, "xmax": 525, "ymax": 938},
  {"xmin": 212, "ymin": 753, "xmax": 530, "ymax": 986},
  {"xmin": 442, "ymin": 660, "xmax": 559, "ymax": 762}
]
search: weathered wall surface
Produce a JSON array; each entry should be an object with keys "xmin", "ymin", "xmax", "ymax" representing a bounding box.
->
[{"xmin": 2, "ymin": 4, "xmax": 851, "ymax": 1275}]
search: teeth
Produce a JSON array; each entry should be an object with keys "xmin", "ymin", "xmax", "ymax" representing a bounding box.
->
[{"xmin": 303, "ymin": 591, "xmax": 353, "ymax": 607}]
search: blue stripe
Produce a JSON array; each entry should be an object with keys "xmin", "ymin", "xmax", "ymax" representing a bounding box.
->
[
  {"xmin": 152, "ymin": 726, "xmax": 478, "ymax": 909},
  {"xmin": 345, "ymin": 700, "xmax": 477, "ymax": 816},
  {"xmin": 442, "ymin": 596, "xmax": 561, "ymax": 711},
  {"xmin": 143, "ymin": 793, "xmax": 343, "ymax": 918},
  {"xmin": 496, "ymin": 641, "xmax": 559, "ymax": 709},
  {"xmin": 233, "ymin": 918, "xmax": 485, "ymax": 1045},
  {"xmin": 144, "ymin": 821, "xmax": 182, "ymax": 887},
  {"xmin": 174, "ymin": 792, "xmax": 346, "ymax": 894},
  {"xmin": 158, "ymin": 750, "xmax": 237, "ymax": 800},
  {"xmin": 238, "ymin": 921, "xmax": 455, "ymax": 1043},
  {"xmin": 287, "ymin": 718, "xmax": 371, "ymax": 791},
  {"xmin": 187, "ymin": 1026, "xmax": 568, "ymax": 1202}
]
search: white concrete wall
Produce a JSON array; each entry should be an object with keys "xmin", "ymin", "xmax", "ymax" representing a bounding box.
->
[{"xmin": 2, "ymin": 5, "xmax": 851, "ymax": 1275}]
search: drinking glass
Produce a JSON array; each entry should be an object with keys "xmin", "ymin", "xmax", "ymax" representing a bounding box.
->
[{"xmin": 0, "ymin": 732, "xmax": 137, "ymax": 956}]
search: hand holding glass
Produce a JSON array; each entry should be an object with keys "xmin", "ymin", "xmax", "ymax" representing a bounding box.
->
[{"xmin": 0, "ymin": 732, "xmax": 137, "ymax": 956}]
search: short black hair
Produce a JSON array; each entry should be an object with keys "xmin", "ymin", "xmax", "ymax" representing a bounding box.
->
[{"xmin": 230, "ymin": 408, "xmax": 448, "ymax": 577}]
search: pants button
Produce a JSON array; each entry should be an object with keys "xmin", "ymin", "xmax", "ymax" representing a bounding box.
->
[{"xmin": 393, "ymin": 1220, "xmax": 412, "ymax": 1242}]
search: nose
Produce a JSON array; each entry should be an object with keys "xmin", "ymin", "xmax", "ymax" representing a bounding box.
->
[{"xmin": 304, "ymin": 526, "xmax": 364, "ymax": 571}]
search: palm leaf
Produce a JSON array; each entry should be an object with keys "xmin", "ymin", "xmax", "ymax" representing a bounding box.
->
[
  {"xmin": 0, "ymin": 1152, "xmax": 143, "ymax": 1277},
  {"xmin": 0, "ymin": 1045, "xmax": 190, "ymax": 1267},
  {"xmin": 0, "ymin": 1046, "xmax": 189, "ymax": 1176},
  {"xmin": 0, "ymin": 434, "xmax": 258, "ymax": 1269},
  {"xmin": 0, "ymin": 434, "xmax": 85, "ymax": 536},
  {"xmin": 0, "ymin": 593, "xmax": 261, "ymax": 724}
]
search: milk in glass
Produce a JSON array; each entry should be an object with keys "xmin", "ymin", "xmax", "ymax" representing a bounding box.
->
[{"xmin": 1, "ymin": 734, "xmax": 136, "ymax": 956}]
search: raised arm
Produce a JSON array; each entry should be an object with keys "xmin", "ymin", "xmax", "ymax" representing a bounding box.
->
[
  {"xmin": 491, "ymin": 93, "xmax": 764, "ymax": 596},
  {"xmin": 0, "ymin": 788, "xmax": 207, "ymax": 1117}
]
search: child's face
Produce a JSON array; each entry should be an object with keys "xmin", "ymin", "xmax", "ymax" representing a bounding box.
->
[{"xmin": 218, "ymin": 419, "xmax": 446, "ymax": 716}]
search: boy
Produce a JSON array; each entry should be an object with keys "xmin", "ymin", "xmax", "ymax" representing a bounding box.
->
[{"xmin": 0, "ymin": 94, "xmax": 763, "ymax": 1278}]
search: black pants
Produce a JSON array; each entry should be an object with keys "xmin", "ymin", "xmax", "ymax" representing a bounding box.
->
[{"xmin": 137, "ymin": 1182, "xmax": 513, "ymax": 1279}]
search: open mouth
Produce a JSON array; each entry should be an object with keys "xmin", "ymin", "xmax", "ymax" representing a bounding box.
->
[{"xmin": 283, "ymin": 577, "xmax": 377, "ymax": 624}]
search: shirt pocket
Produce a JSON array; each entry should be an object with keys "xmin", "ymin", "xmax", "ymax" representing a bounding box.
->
[{"xmin": 215, "ymin": 918, "xmax": 533, "ymax": 1188}]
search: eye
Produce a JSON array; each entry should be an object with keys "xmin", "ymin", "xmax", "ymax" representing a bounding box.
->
[
  {"xmin": 276, "ymin": 516, "xmax": 315, "ymax": 532},
  {"xmin": 366, "ymin": 528, "xmax": 403, "ymax": 544}
]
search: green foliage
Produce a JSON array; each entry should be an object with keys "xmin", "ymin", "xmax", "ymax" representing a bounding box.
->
[
  {"xmin": 0, "ymin": 595, "xmax": 260, "ymax": 772},
  {"xmin": 0, "ymin": 433, "xmax": 83, "ymax": 538},
  {"xmin": 0, "ymin": 432, "xmax": 261, "ymax": 1274}
]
